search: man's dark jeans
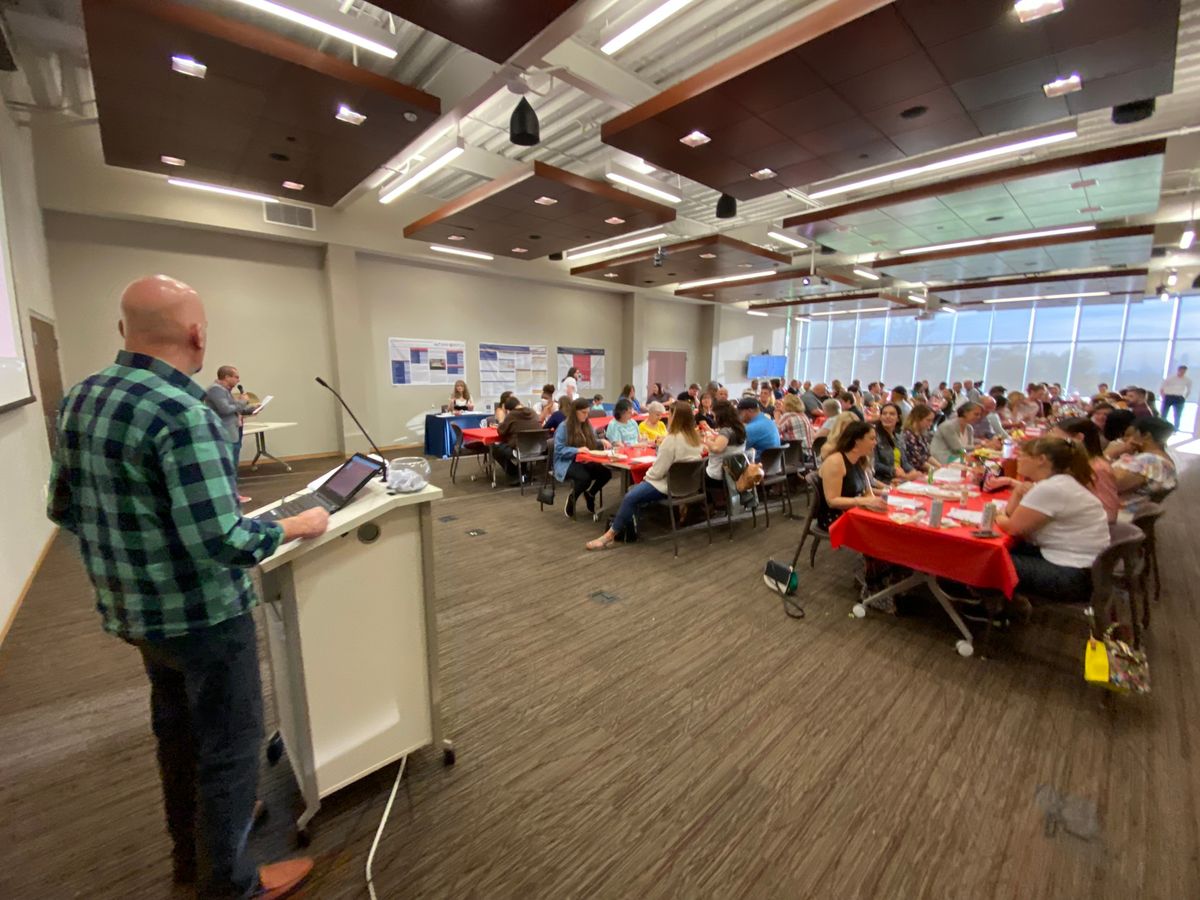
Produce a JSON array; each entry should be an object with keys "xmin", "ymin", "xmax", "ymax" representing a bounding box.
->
[{"xmin": 127, "ymin": 613, "xmax": 262, "ymax": 899}]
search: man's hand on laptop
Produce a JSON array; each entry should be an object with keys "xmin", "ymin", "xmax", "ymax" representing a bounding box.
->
[{"xmin": 280, "ymin": 508, "xmax": 330, "ymax": 541}]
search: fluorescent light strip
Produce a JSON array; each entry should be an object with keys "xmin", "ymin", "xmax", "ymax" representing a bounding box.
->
[
  {"xmin": 227, "ymin": 0, "xmax": 397, "ymax": 58},
  {"xmin": 809, "ymin": 130, "xmax": 1076, "ymax": 200},
  {"xmin": 983, "ymin": 290, "xmax": 1112, "ymax": 304},
  {"xmin": 565, "ymin": 231, "xmax": 670, "ymax": 261},
  {"xmin": 677, "ymin": 270, "xmax": 772, "ymax": 291},
  {"xmin": 168, "ymin": 178, "xmax": 277, "ymax": 203},
  {"xmin": 853, "ymin": 267, "xmax": 880, "ymax": 281},
  {"xmin": 564, "ymin": 224, "xmax": 668, "ymax": 258},
  {"xmin": 602, "ymin": 0, "xmax": 698, "ymax": 55},
  {"xmin": 379, "ymin": 143, "xmax": 465, "ymax": 203},
  {"xmin": 809, "ymin": 306, "xmax": 889, "ymax": 317},
  {"xmin": 1014, "ymin": 0, "xmax": 1064, "ymax": 23},
  {"xmin": 1181, "ymin": 226, "xmax": 1196, "ymax": 250},
  {"xmin": 605, "ymin": 172, "xmax": 682, "ymax": 204},
  {"xmin": 767, "ymin": 230, "xmax": 809, "ymax": 250},
  {"xmin": 430, "ymin": 244, "xmax": 493, "ymax": 261},
  {"xmin": 898, "ymin": 224, "xmax": 1096, "ymax": 256},
  {"xmin": 941, "ymin": 306, "xmax": 957, "ymax": 314},
  {"xmin": 747, "ymin": 310, "xmax": 769, "ymax": 317}
]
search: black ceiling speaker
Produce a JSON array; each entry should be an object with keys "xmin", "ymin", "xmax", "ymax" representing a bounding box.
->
[
  {"xmin": 715, "ymin": 193, "xmax": 737, "ymax": 219},
  {"xmin": 0, "ymin": 13, "xmax": 17, "ymax": 72},
  {"xmin": 509, "ymin": 97, "xmax": 540, "ymax": 146},
  {"xmin": 1112, "ymin": 98, "xmax": 1155, "ymax": 125},
  {"xmin": 548, "ymin": 251, "xmax": 564, "ymax": 261}
]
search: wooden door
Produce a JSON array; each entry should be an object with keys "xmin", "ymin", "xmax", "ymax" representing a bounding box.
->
[
  {"xmin": 29, "ymin": 316, "xmax": 63, "ymax": 452},
  {"xmin": 647, "ymin": 349, "xmax": 687, "ymax": 399}
]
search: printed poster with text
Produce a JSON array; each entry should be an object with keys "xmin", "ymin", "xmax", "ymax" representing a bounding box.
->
[
  {"xmin": 557, "ymin": 346, "xmax": 606, "ymax": 391},
  {"xmin": 389, "ymin": 337, "xmax": 466, "ymax": 386},
  {"xmin": 478, "ymin": 343, "xmax": 549, "ymax": 405}
]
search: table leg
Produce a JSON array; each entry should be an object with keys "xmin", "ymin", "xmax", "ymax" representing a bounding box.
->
[
  {"xmin": 249, "ymin": 431, "xmax": 292, "ymax": 472},
  {"xmin": 851, "ymin": 571, "xmax": 976, "ymax": 657}
]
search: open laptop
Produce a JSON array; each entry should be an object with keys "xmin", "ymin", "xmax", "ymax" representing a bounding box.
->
[{"xmin": 253, "ymin": 452, "xmax": 385, "ymax": 523}]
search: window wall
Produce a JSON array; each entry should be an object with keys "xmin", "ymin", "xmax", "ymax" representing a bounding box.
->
[{"xmin": 797, "ymin": 294, "xmax": 1199, "ymax": 429}]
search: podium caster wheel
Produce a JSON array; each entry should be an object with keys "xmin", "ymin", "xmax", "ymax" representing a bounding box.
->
[
  {"xmin": 296, "ymin": 827, "xmax": 311, "ymax": 848},
  {"xmin": 443, "ymin": 747, "xmax": 456, "ymax": 767},
  {"xmin": 852, "ymin": 603, "xmax": 867, "ymax": 618},
  {"xmin": 956, "ymin": 640, "xmax": 974, "ymax": 658},
  {"xmin": 266, "ymin": 732, "xmax": 284, "ymax": 766}
]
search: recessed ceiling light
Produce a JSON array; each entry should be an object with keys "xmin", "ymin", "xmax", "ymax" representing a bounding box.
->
[
  {"xmin": 605, "ymin": 172, "xmax": 682, "ymax": 204},
  {"xmin": 809, "ymin": 130, "xmax": 1076, "ymax": 200},
  {"xmin": 1078, "ymin": 205, "xmax": 1102, "ymax": 214},
  {"xmin": 563, "ymin": 230, "xmax": 671, "ymax": 261},
  {"xmin": 678, "ymin": 271, "xmax": 771, "ymax": 290},
  {"xmin": 534, "ymin": 196, "xmax": 558, "ymax": 205},
  {"xmin": 603, "ymin": 272, "xmax": 620, "ymax": 278},
  {"xmin": 282, "ymin": 180, "xmax": 304, "ymax": 191},
  {"xmin": 336, "ymin": 104, "xmax": 366, "ymax": 125},
  {"xmin": 767, "ymin": 230, "xmax": 809, "ymax": 250},
  {"xmin": 604, "ymin": 216, "xmax": 626, "ymax": 225},
  {"xmin": 447, "ymin": 234, "xmax": 466, "ymax": 241},
  {"xmin": 511, "ymin": 247, "xmax": 529, "ymax": 254},
  {"xmin": 227, "ymin": 0, "xmax": 397, "ymax": 58},
  {"xmin": 984, "ymin": 291, "xmax": 1112, "ymax": 304},
  {"xmin": 602, "ymin": 0, "xmax": 698, "ymax": 54},
  {"xmin": 1181, "ymin": 225, "xmax": 1196, "ymax": 250},
  {"xmin": 168, "ymin": 178, "xmax": 277, "ymax": 203},
  {"xmin": 679, "ymin": 130, "xmax": 711, "ymax": 148},
  {"xmin": 160, "ymin": 155, "xmax": 186, "ymax": 167},
  {"xmin": 1014, "ymin": 0, "xmax": 1065, "ymax": 24},
  {"xmin": 750, "ymin": 168, "xmax": 777, "ymax": 180},
  {"xmin": 1070, "ymin": 178, "xmax": 1098, "ymax": 190},
  {"xmin": 1043, "ymin": 73, "xmax": 1082, "ymax": 98},
  {"xmin": 898, "ymin": 223, "xmax": 1097, "ymax": 256},
  {"xmin": 430, "ymin": 244, "xmax": 493, "ymax": 261},
  {"xmin": 378, "ymin": 141, "xmax": 465, "ymax": 204},
  {"xmin": 699, "ymin": 252, "xmax": 717, "ymax": 259},
  {"xmin": 1167, "ymin": 271, "xmax": 1179, "ymax": 287},
  {"xmin": 853, "ymin": 267, "xmax": 881, "ymax": 281},
  {"xmin": 171, "ymin": 55, "xmax": 206, "ymax": 78}
]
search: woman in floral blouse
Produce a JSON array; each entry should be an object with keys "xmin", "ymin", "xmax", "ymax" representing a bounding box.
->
[
  {"xmin": 1107, "ymin": 416, "xmax": 1178, "ymax": 514},
  {"xmin": 901, "ymin": 403, "xmax": 939, "ymax": 472}
]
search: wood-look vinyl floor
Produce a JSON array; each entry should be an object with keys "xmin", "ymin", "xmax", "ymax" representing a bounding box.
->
[{"xmin": 2, "ymin": 452, "xmax": 1198, "ymax": 899}]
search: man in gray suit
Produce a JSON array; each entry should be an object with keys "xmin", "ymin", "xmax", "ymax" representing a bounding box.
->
[{"xmin": 205, "ymin": 365, "xmax": 256, "ymax": 501}]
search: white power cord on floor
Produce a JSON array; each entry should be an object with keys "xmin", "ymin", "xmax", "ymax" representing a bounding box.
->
[{"xmin": 365, "ymin": 755, "xmax": 407, "ymax": 900}]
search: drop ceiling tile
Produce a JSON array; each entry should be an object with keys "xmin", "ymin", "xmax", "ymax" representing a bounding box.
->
[
  {"xmin": 1004, "ymin": 171, "xmax": 1082, "ymax": 196},
  {"xmin": 837, "ymin": 53, "xmax": 947, "ymax": 112},
  {"xmin": 831, "ymin": 209, "xmax": 897, "ymax": 226},
  {"xmin": 969, "ymin": 92, "xmax": 1069, "ymax": 134},
  {"xmin": 889, "ymin": 115, "xmax": 983, "ymax": 156}
]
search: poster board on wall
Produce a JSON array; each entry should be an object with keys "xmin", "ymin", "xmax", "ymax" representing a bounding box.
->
[
  {"xmin": 556, "ymin": 346, "xmax": 605, "ymax": 392},
  {"xmin": 388, "ymin": 337, "xmax": 466, "ymax": 386},
  {"xmin": 478, "ymin": 342, "xmax": 549, "ymax": 405}
]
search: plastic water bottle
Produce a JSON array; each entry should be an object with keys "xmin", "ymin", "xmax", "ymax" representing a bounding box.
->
[
  {"xmin": 929, "ymin": 498, "xmax": 944, "ymax": 527},
  {"xmin": 1002, "ymin": 438, "xmax": 1013, "ymax": 459}
]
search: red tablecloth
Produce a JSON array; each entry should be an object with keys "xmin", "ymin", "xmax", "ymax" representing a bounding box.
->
[
  {"xmin": 576, "ymin": 446, "xmax": 658, "ymax": 484},
  {"xmin": 460, "ymin": 426, "xmax": 502, "ymax": 445},
  {"xmin": 828, "ymin": 488, "xmax": 1019, "ymax": 597}
]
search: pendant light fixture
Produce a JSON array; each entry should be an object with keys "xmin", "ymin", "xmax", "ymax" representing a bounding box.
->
[
  {"xmin": 509, "ymin": 97, "xmax": 540, "ymax": 146},
  {"xmin": 715, "ymin": 193, "xmax": 737, "ymax": 219}
]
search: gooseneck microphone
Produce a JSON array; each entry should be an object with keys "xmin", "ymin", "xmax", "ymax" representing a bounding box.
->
[{"xmin": 315, "ymin": 376, "xmax": 388, "ymax": 480}]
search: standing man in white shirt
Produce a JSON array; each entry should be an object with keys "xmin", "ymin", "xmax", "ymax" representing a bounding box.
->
[{"xmin": 1160, "ymin": 365, "xmax": 1192, "ymax": 429}]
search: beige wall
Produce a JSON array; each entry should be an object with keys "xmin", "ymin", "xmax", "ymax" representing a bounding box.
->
[
  {"xmin": 717, "ymin": 307, "xmax": 789, "ymax": 393},
  {"xmin": 355, "ymin": 253, "xmax": 629, "ymax": 444},
  {"xmin": 43, "ymin": 212, "xmax": 339, "ymax": 461},
  {"xmin": 642, "ymin": 296, "xmax": 706, "ymax": 390},
  {"xmin": 0, "ymin": 108, "xmax": 58, "ymax": 640}
]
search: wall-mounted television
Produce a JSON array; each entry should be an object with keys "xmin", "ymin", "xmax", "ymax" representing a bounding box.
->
[{"xmin": 746, "ymin": 355, "xmax": 787, "ymax": 379}]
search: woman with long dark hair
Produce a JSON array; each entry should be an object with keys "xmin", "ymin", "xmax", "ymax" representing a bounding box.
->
[
  {"xmin": 553, "ymin": 397, "xmax": 612, "ymax": 517},
  {"xmin": 873, "ymin": 402, "xmax": 920, "ymax": 482},
  {"xmin": 995, "ymin": 437, "xmax": 1110, "ymax": 602},
  {"xmin": 816, "ymin": 420, "xmax": 887, "ymax": 530},
  {"xmin": 619, "ymin": 383, "xmax": 642, "ymax": 413},
  {"xmin": 586, "ymin": 402, "xmax": 702, "ymax": 550},
  {"xmin": 1050, "ymin": 417, "xmax": 1120, "ymax": 522},
  {"xmin": 701, "ymin": 399, "xmax": 746, "ymax": 495},
  {"xmin": 559, "ymin": 366, "xmax": 580, "ymax": 402}
]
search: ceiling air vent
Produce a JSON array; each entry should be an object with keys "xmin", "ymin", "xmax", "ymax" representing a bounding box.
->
[{"xmin": 264, "ymin": 201, "xmax": 315, "ymax": 231}]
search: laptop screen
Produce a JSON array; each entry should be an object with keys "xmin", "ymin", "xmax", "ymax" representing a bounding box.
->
[{"xmin": 317, "ymin": 453, "xmax": 384, "ymax": 505}]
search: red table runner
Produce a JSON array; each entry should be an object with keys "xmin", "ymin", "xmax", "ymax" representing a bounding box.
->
[
  {"xmin": 828, "ymin": 488, "xmax": 1019, "ymax": 597},
  {"xmin": 576, "ymin": 446, "xmax": 658, "ymax": 484}
]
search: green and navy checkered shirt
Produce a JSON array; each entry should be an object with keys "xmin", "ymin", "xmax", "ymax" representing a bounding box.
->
[{"xmin": 47, "ymin": 351, "xmax": 284, "ymax": 641}]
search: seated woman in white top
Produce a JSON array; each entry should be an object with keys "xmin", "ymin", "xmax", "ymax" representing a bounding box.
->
[
  {"xmin": 558, "ymin": 367, "xmax": 580, "ymax": 401},
  {"xmin": 448, "ymin": 380, "xmax": 474, "ymax": 412},
  {"xmin": 700, "ymin": 400, "xmax": 746, "ymax": 496},
  {"xmin": 995, "ymin": 437, "xmax": 1111, "ymax": 603},
  {"xmin": 586, "ymin": 402, "xmax": 703, "ymax": 550}
]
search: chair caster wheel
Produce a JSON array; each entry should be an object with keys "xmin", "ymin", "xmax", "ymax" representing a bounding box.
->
[
  {"xmin": 956, "ymin": 640, "xmax": 974, "ymax": 658},
  {"xmin": 266, "ymin": 732, "xmax": 284, "ymax": 766},
  {"xmin": 852, "ymin": 604, "xmax": 866, "ymax": 618},
  {"xmin": 443, "ymin": 747, "xmax": 456, "ymax": 766},
  {"xmin": 470, "ymin": 475, "xmax": 477, "ymax": 482},
  {"xmin": 296, "ymin": 827, "xmax": 311, "ymax": 848}
]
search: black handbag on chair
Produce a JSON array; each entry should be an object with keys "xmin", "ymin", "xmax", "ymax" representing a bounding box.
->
[{"xmin": 536, "ymin": 472, "xmax": 556, "ymax": 508}]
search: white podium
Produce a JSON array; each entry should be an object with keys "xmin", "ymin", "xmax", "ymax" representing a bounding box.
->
[{"xmin": 253, "ymin": 480, "xmax": 449, "ymax": 840}]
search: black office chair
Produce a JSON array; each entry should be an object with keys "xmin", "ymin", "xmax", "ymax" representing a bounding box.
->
[
  {"xmin": 449, "ymin": 422, "xmax": 488, "ymax": 484},
  {"xmin": 513, "ymin": 430, "xmax": 549, "ymax": 496},
  {"xmin": 654, "ymin": 459, "xmax": 712, "ymax": 557},
  {"xmin": 794, "ymin": 471, "xmax": 830, "ymax": 568},
  {"xmin": 1130, "ymin": 503, "xmax": 1164, "ymax": 627},
  {"xmin": 756, "ymin": 446, "xmax": 793, "ymax": 526}
]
